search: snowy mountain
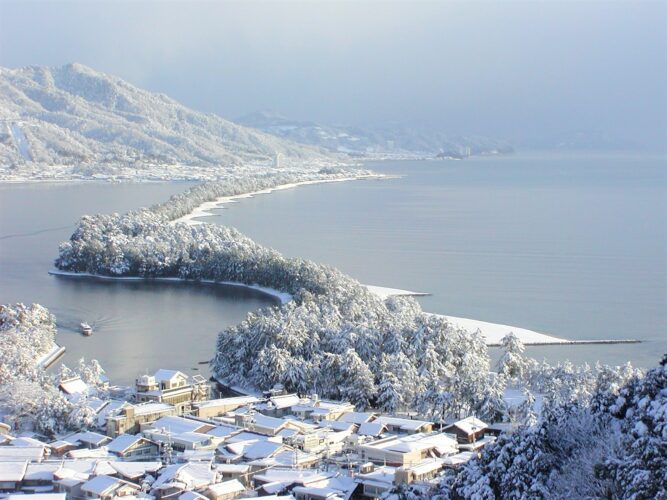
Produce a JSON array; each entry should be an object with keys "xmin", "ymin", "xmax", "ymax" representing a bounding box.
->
[
  {"xmin": 236, "ymin": 110, "xmax": 514, "ymax": 158},
  {"xmin": 0, "ymin": 64, "xmax": 333, "ymax": 181}
]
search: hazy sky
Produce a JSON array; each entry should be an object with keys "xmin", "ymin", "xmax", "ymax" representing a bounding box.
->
[{"xmin": 1, "ymin": 1, "xmax": 665, "ymax": 148}]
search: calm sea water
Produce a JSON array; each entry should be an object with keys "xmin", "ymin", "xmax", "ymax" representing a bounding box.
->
[
  {"xmin": 0, "ymin": 182, "xmax": 276, "ymax": 384},
  {"xmin": 202, "ymin": 153, "xmax": 666, "ymax": 369},
  {"xmin": 1, "ymin": 153, "xmax": 664, "ymax": 384}
]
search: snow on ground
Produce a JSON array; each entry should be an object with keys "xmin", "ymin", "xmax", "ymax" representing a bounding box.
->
[
  {"xmin": 49, "ymin": 270, "xmax": 292, "ymax": 305},
  {"xmin": 7, "ymin": 122, "xmax": 33, "ymax": 161},
  {"xmin": 171, "ymin": 174, "xmax": 385, "ymax": 226},
  {"xmin": 436, "ymin": 314, "xmax": 566, "ymax": 346},
  {"xmin": 365, "ymin": 285, "xmax": 567, "ymax": 345},
  {"xmin": 364, "ymin": 285, "xmax": 430, "ymax": 300}
]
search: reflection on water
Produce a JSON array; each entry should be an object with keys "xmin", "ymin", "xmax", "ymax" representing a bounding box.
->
[
  {"xmin": 203, "ymin": 154, "xmax": 667, "ymax": 369},
  {"xmin": 0, "ymin": 181, "xmax": 275, "ymax": 384}
]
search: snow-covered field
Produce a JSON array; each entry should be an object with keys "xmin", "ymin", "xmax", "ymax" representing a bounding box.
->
[{"xmin": 171, "ymin": 174, "xmax": 386, "ymax": 225}]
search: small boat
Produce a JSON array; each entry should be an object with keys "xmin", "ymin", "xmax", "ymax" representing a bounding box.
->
[{"xmin": 80, "ymin": 322, "xmax": 93, "ymax": 336}]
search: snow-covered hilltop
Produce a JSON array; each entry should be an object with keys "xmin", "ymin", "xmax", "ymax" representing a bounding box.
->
[{"xmin": 0, "ymin": 64, "xmax": 336, "ymax": 181}]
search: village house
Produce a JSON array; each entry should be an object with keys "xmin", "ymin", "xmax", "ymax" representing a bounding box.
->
[
  {"xmin": 106, "ymin": 401, "xmax": 177, "ymax": 437},
  {"xmin": 442, "ymin": 416, "xmax": 488, "ymax": 444},
  {"xmin": 107, "ymin": 433, "xmax": 159, "ymax": 460},
  {"xmin": 192, "ymin": 396, "xmax": 260, "ymax": 419},
  {"xmin": 135, "ymin": 370, "xmax": 209, "ymax": 414},
  {"xmin": 358, "ymin": 432, "xmax": 458, "ymax": 467},
  {"xmin": 205, "ymin": 479, "xmax": 246, "ymax": 500},
  {"xmin": 354, "ymin": 466, "xmax": 396, "ymax": 499},
  {"xmin": 80, "ymin": 474, "xmax": 140, "ymax": 499},
  {"xmin": 372, "ymin": 416, "xmax": 434, "ymax": 435}
]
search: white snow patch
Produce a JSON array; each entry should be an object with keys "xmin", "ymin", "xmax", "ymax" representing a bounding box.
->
[
  {"xmin": 365, "ymin": 285, "xmax": 429, "ymax": 299},
  {"xmin": 439, "ymin": 315, "xmax": 566, "ymax": 345}
]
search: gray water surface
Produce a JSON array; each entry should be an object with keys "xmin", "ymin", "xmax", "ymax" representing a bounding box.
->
[
  {"xmin": 0, "ymin": 182, "xmax": 276, "ymax": 384},
  {"xmin": 201, "ymin": 153, "xmax": 667, "ymax": 369}
]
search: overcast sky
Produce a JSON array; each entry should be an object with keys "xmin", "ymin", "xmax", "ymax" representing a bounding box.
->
[{"xmin": 1, "ymin": 1, "xmax": 665, "ymax": 149}]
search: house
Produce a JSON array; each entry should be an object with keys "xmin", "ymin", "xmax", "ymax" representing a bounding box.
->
[
  {"xmin": 107, "ymin": 433, "xmax": 159, "ymax": 460},
  {"xmin": 354, "ymin": 466, "xmax": 396, "ymax": 499},
  {"xmin": 234, "ymin": 413, "xmax": 288, "ymax": 436},
  {"xmin": 256, "ymin": 394, "xmax": 302, "ymax": 417},
  {"xmin": 0, "ymin": 446, "xmax": 47, "ymax": 462},
  {"xmin": 205, "ymin": 479, "xmax": 246, "ymax": 500},
  {"xmin": 135, "ymin": 370, "xmax": 209, "ymax": 414},
  {"xmin": 292, "ymin": 486, "xmax": 344, "ymax": 500},
  {"xmin": 106, "ymin": 401, "xmax": 177, "ymax": 437},
  {"xmin": 80, "ymin": 474, "xmax": 140, "ymax": 499},
  {"xmin": 394, "ymin": 459, "xmax": 444, "ymax": 484},
  {"xmin": 442, "ymin": 416, "xmax": 488, "ymax": 444},
  {"xmin": 151, "ymin": 463, "xmax": 217, "ymax": 499},
  {"xmin": 64, "ymin": 430, "xmax": 111, "ymax": 449},
  {"xmin": 337, "ymin": 412, "xmax": 376, "ymax": 425},
  {"xmin": 58, "ymin": 376, "xmax": 89, "ymax": 397},
  {"xmin": 216, "ymin": 464, "xmax": 251, "ymax": 486},
  {"xmin": 289, "ymin": 397, "xmax": 355, "ymax": 423},
  {"xmin": 358, "ymin": 432, "xmax": 457, "ymax": 466},
  {"xmin": 110, "ymin": 461, "xmax": 163, "ymax": 482},
  {"xmin": 0, "ymin": 461, "xmax": 28, "ymax": 491},
  {"xmin": 192, "ymin": 396, "xmax": 260, "ymax": 418},
  {"xmin": 372, "ymin": 416, "xmax": 434, "ymax": 435}
]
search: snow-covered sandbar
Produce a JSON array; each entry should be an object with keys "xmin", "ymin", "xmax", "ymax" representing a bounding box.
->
[
  {"xmin": 49, "ymin": 270, "xmax": 293, "ymax": 305},
  {"xmin": 365, "ymin": 285, "xmax": 568, "ymax": 345},
  {"xmin": 171, "ymin": 174, "xmax": 386, "ymax": 226}
]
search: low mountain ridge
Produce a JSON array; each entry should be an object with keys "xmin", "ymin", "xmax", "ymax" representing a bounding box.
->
[
  {"xmin": 236, "ymin": 109, "xmax": 514, "ymax": 158},
  {"xmin": 0, "ymin": 63, "xmax": 332, "ymax": 180}
]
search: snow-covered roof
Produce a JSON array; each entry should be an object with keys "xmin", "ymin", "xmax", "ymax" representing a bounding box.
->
[
  {"xmin": 292, "ymin": 486, "xmax": 342, "ymax": 499},
  {"xmin": 206, "ymin": 424, "xmax": 238, "ymax": 438},
  {"xmin": 178, "ymin": 492, "xmax": 207, "ymax": 500},
  {"xmin": 151, "ymin": 463, "xmax": 216, "ymax": 491},
  {"xmin": 23, "ymin": 463, "xmax": 60, "ymax": 482},
  {"xmin": 338, "ymin": 412, "xmax": 375, "ymax": 424},
  {"xmin": 148, "ymin": 415, "xmax": 208, "ymax": 434},
  {"xmin": 374, "ymin": 416, "xmax": 433, "ymax": 432},
  {"xmin": 207, "ymin": 479, "xmax": 246, "ymax": 496},
  {"xmin": 405, "ymin": 459, "xmax": 443, "ymax": 475},
  {"xmin": 358, "ymin": 422, "xmax": 386, "ymax": 436},
  {"xmin": 441, "ymin": 451, "xmax": 475, "ymax": 466},
  {"xmin": 252, "ymin": 413, "xmax": 288, "ymax": 431},
  {"xmin": 216, "ymin": 464, "xmax": 250, "ymax": 474},
  {"xmin": 0, "ymin": 461, "xmax": 28, "ymax": 482},
  {"xmin": 447, "ymin": 416, "xmax": 488, "ymax": 435},
  {"xmin": 133, "ymin": 402, "xmax": 174, "ymax": 416},
  {"xmin": 318, "ymin": 420, "xmax": 357, "ymax": 432},
  {"xmin": 195, "ymin": 396, "xmax": 259, "ymax": 408},
  {"xmin": 269, "ymin": 394, "xmax": 301, "ymax": 409},
  {"xmin": 107, "ymin": 434, "xmax": 145, "ymax": 453},
  {"xmin": 10, "ymin": 436, "xmax": 48, "ymax": 448},
  {"xmin": 355, "ymin": 466, "xmax": 396, "ymax": 487},
  {"xmin": 81, "ymin": 474, "xmax": 124, "ymax": 495},
  {"xmin": 182, "ymin": 449, "xmax": 216, "ymax": 462},
  {"xmin": 110, "ymin": 461, "xmax": 162, "ymax": 480},
  {"xmin": 153, "ymin": 369, "xmax": 187, "ymax": 383},
  {"xmin": 0, "ymin": 446, "xmax": 44, "ymax": 462},
  {"xmin": 243, "ymin": 440, "xmax": 285, "ymax": 460},
  {"xmin": 66, "ymin": 447, "xmax": 111, "ymax": 459},
  {"xmin": 70, "ymin": 430, "xmax": 110, "ymax": 446},
  {"xmin": 59, "ymin": 377, "xmax": 88, "ymax": 395}
]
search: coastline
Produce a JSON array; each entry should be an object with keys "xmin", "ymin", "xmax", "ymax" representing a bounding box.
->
[
  {"xmin": 171, "ymin": 173, "xmax": 388, "ymax": 225},
  {"xmin": 49, "ymin": 269, "xmax": 293, "ymax": 305}
]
